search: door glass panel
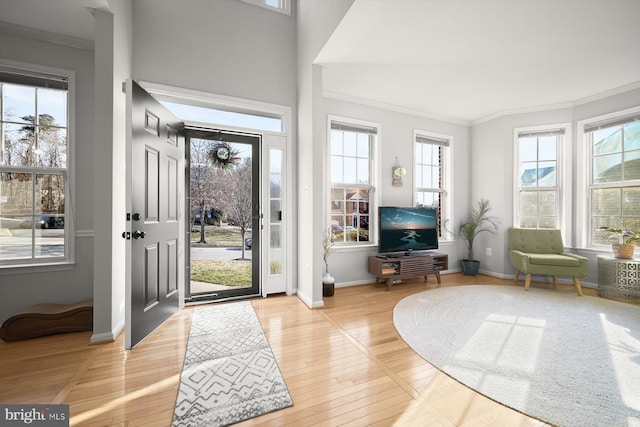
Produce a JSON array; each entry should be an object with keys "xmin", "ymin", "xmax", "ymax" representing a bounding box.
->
[
  {"xmin": 270, "ymin": 200, "xmax": 281, "ymax": 223},
  {"xmin": 270, "ymin": 174, "xmax": 281, "ymax": 198},
  {"xmin": 268, "ymin": 148, "xmax": 284, "ymax": 279},
  {"xmin": 188, "ymin": 135, "xmax": 256, "ymax": 298},
  {"xmin": 270, "ymin": 224, "xmax": 282, "ymax": 248}
]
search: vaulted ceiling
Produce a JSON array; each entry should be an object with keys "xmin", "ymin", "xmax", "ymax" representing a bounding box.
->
[
  {"xmin": 2, "ymin": 0, "xmax": 639, "ymax": 125},
  {"xmin": 315, "ymin": 0, "xmax": 640, "ymax": 123}
]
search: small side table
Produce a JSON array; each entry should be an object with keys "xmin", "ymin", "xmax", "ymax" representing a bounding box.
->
[{"xmin": 597, "ymin": 255, "xmax": 640, "ymax": 303}]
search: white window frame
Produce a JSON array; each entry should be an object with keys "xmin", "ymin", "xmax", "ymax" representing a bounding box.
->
[
  {"xmin": 513, "ymin": 124, "xmax": 570, "ymax": 237},
  {"xmin": 241, "ymin": 0, "xmax": 290, "ymax": 15},
  {"xmin": 413, "ymin": 130, "xmax": 453, "ymax": 241},
  {"xmin": 327, "ymin": 115, "xmax": 380, "ymax": 248},
  {"xmin": 0, "ymin": 59, "xmax": 76, "ymax": 269},
  {"xmin": 576, "ymin": 107, "xmax": 640, "ymax": 249}
]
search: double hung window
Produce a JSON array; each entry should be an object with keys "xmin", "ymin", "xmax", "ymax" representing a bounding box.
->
[
  {"xmin": 329, "ymin": 119, "xmax": 377, "ymax": 244},
  {"xmin": 0, "ymin": 65, "xmax": 70, "ymax": 265},
  {"xmin": 515, "ymin": 127, "xmax": 565, "ymax": 229},
  {"xmin": 414, "ymin": 131, "xmax": 451, "ymax": 238},
  {"xmin": 585, "ymin": 112, "xmax": 640, "ymax": 245}
]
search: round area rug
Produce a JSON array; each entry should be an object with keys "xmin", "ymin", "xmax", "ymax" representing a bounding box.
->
[{"xmin": 393, "ymin": 285, "xmax": 640, "ymax": 427}]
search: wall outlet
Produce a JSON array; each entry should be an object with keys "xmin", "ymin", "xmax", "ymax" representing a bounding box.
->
[{"xmin": 486, "ymin": 248, "xmax": 492, "ymax": 256}]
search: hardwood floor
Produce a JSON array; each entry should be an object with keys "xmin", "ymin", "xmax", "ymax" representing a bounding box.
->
[{"xmin": 0, "ymin": 274, "xmax": 600, "ymax": 426}]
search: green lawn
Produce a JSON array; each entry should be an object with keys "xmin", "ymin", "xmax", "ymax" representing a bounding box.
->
[
  {"xmin": 191, "ymin": 259, "xmax": 252, "ymax": 287},
  {"xmin": 190, "ymin": 225, "xmax": 252, "ymax": 286},
  {"xmin": 190, "ymin": 225, "xmax": 250, "ymax": 247}
]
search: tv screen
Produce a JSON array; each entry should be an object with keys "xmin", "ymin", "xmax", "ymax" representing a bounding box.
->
[{"xmin": 378, "ymin": 206, "xmax": 438, "ymax": 255}]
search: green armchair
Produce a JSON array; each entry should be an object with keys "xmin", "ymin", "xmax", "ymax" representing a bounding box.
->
[{"xmin": 508, "ymin": 228, "xmax": 588, "ymax": 296}]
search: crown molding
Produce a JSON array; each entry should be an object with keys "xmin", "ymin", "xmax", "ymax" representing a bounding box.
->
[
  {"xmin": 471, "ymin": 81, "xmax": 640, "ymax": 126},
  {"xmin": 0, "ymin": 22, "xmax": 94, "ymax": 52},
  {"xmin": 471, "ymin": 102, "xmax": 575, "ymax": 126},
  {"xmin": 572, "ymin": 80, "xmax": 640, "ymax": 106},
  {"xmin": 325, "ymin": 80, "xmax": 640, "ymax": 128},
  {"xmin": 323, "ymin": 90, "xmax": 471, "ymax": 127}
]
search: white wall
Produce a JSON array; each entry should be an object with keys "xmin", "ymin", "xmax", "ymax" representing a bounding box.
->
[
  {"xmin": 470, "ymin": 87, "xmax": 640, "ymax": 286},
  {"xmin": 110, "ymin": 0, "xmax": 132, "ymax": 338},
  {"xmin": 471, "ymin": 108, "xmax": 573, "ymax": 277},
  {"xmin": 132, "ymin": 0, "xmax": 297, "ymax": 109},
  {"xmin": 323, "ymin": 97, "xmax": 471, "ymax": 286},
  {"xmin": 90, "ymin": 0, "xmax": 133, "ymax": 342},
  {"xmin": 0, "ymin": 34, "xmax": 95, "ymax": 322},
  {"xmin": 297, "ymin": 0, "xmax": 354, "ymax": 307}
]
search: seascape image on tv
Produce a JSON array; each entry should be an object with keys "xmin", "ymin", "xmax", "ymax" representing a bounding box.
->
[{"xmin": 379, "ymin": 207, "xmax": 438, "ymax": 253}]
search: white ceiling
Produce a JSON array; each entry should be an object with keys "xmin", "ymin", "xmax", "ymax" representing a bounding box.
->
[
  {"xmin": 2, "ymin": 0, "xmax": 639, "ymax": 124},
  {"xmin": 315, "ymin": 0, "xmax": 640, "ymax": 124},
  {"xmin": 0, "ymin": 0, "xmax": 99, "ymax": 42}
]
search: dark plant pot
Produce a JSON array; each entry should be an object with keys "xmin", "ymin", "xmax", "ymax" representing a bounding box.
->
[
  {"xmin": 322, "ymin": 273, "xmax": 335, "ymax": 297},
  {"xmin": 461, "ymin": 259, "xmax": 480, "ymax": 276}
]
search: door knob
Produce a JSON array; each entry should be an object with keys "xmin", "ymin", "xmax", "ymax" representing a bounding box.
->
[
  {"xmin": 132, "ymin": 230, "xmax": 146, "ymax": 239},
  {"xmin": 132, "ymin": 213, "xmax": 141, "ymax": 221}
]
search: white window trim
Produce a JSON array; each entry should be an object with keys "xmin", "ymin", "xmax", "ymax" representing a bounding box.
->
[
  {"xmin": 413, "ymin": 129, "xmax": 453, "ymax": 242},
  {"xmin": 140, "ymin": 81, "xmax": 288, "ymax": 134},
  {"xmin": 241, "ymin": 0, "xmax": 291, "ymax": 16},
  {"xmin": 0, "ymin": 59, "xmax": 76, "ymax": 270},
  {"xmin": 512, "ymin": 123, "xmax": 571, "ymax": 242},
  {"xmin": 576, "ymin": 106, "xmax": 640, "ymax": 249},
  {"xmin": 327, "ymin": 115, "xmax": 380, "ymax": 248}
]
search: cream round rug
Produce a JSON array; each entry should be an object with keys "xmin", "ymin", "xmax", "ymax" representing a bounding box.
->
[{"xmin": 393, "ymin": 285, "xmax": 640, "ymax": 427}]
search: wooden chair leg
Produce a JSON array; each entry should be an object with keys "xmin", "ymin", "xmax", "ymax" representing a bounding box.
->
[
  {"xmin": 514, "ymin": 269, "xmax": 520, "ymax": 282},
  {"xmin": 573, "ymin": 277, "xmax": 583, "ymax": 296},
  {"xmin": 552, "ymin": 275, "xmax": 557, "ymax": 290},
  {"xmin": 524, "ymin": 274, "xmax": 531, "ymax": 291}
]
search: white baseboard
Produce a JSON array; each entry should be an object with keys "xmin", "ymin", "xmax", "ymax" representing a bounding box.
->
[
  {"xmin": 295, "ymin": 290, "xmax": 324, "ymax": 308},
  {"xmin": 90, "ymin": 319, "xmax": 124, "ymax": 344}
]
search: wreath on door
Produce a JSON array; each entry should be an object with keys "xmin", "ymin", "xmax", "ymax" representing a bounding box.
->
[{"xmin": 208, "ymin": 141, "xmax": 239, "ymax": 168}]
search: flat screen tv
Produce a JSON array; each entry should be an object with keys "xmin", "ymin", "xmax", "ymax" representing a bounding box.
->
[{"xmin": 378, "ymin": 206, "xmax": 438, "ymax": 256}]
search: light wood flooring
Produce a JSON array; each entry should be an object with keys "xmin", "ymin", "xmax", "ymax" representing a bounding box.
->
[{"xmin": 0, "ymin": 274, "xmax": 601, "ymax": 426}]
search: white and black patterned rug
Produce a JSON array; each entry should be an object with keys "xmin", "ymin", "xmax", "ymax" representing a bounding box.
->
[{"xmin": 172, "ymin": 301, "xmax": 293, "ymax": 427}]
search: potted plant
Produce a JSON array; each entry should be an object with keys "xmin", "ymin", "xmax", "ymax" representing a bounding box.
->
[
  {"xmin": 600, "ymin": 222, "xmax": 640, "ymax": 259},
  {"xmin": 455, "ymin": 199, "xmax": 500, "ymax": 275},
  {"xmin": 322, "ymin": 228, "xmax": 335, "ymax": 296}
]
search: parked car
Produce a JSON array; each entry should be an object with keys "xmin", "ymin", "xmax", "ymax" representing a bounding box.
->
[
  {"xmin": 245, "ymin": 237, "xmax": 252, "ymax": 249},
  {"xmin": 38, "ymin": 216, "xmax": 64, "ymax": 229}
]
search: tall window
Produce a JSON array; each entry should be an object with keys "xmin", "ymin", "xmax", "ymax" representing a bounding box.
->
[
  {"xmin": 414, "ymin": 131, "xmax": 450, "ymax": 238},
  {"xmin": 329, "ymin": 119, "xmax": 377, "ymax": 244},
  {"xmin": 0, "ymin": 65, "xmax": 70, "ymax": 265},
  {"xmin": 585, "ymin": 112, "xmax": 640, "ymax": 245},
  {"xmin": 515, "ymin": 127, "xmax": 565, "ymax": 229}
]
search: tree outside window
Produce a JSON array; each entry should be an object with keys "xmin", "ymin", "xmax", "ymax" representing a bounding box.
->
[{"xmin": 1, "ymin": 70, "xmax": 69, "ymax": 264}]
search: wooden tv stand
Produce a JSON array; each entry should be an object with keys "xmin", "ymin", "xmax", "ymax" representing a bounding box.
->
[{"xmin": 368, "ymin": 253, "xmax": 448, "ymax": 290}]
